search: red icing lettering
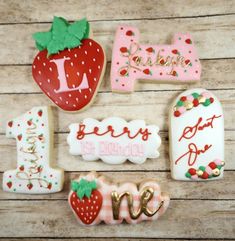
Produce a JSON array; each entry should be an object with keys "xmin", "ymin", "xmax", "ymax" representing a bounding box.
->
[
  {"xmin": 179, "ymin": 114, "xmax": 222, "ymax": 142},
  {"xmin": 175, "ymin": 142, "xmax": 212, "ymax": 166},
  {"xmin": 77, "ymin": 124, "xmax": 151, "ymax": 141}
]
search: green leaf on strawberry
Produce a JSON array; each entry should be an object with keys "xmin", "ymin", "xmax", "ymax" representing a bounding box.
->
[
  {"xmin": 33, "ymin": 31, "xmax": 52, "ymax": 50},
  {"xmin": 68, "ymin": 18, "xmax": 87, "ymax": 40},
  {"xmin": 33, "ymin": 16, "xmax": 90, "ymax": 56},
  {"xmin": 64, "ymin": 33, "xmax": 81, "ymax": 49},
  {"xmin": 51, "ymin": 16, "xmax": 69, "ymax": 40},
  {"xmin": 71, "ymin": 179, "xmax": 97, "ymax": 200}
]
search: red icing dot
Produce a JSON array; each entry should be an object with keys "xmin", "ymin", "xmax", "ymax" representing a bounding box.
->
[
  {"xmin": 122, "ymin": 84, "xmax": 125, "ymax": 87},
  {"xmin": 131, "ymin": 39, "xmax": 133, "ymax": 42},
  {"xmin": 123, "ymin": 127, "xmax": 129, "ymax": 132},
  {"xmin": 180, "ymin": 96, "xmax": 187, "ymax": 101},
  {"xmin": 42, "ymin": 123, "xmax": 44, "ymax": 126},
  {"xmin": 189, "ymin": 51, "xmax": 191, "ymax": 54},
  {"xmin": 120, "ymin": 27, "xmax": 123, "ymax": 30},
  {"xmin": 195, "ymin": 70, "xmax": 198, "ymax": 73},
  {"xmin": 9, "ymin": 176, "xmax": 11, "ymax": 178},
  {"xmin": 160, "ymin": 72, "xmax": 163, "ymax": 75},
  {"xmin": 193, "ymin": 99, "xmax": 199, "ymax": 107},
  {"xmin": 50, "ymin": 174, "xmax": 53, "ymax": 177},
  {"xmin": 18, "ymin": 124, "xmax": 20, "ymax": 127},
  {"xmin": 188, "ymin": 168, "xmax": 196, "ymax": 175},
  {"xmin": 209, "ymin": 162, "xmax": 217, "ymax": 169},
  {"xmin": 134, "ymin": 70, "xmax": 136, "ymax": 73},
  {"xmin": 201, "ymin": 172, "xmax": 209, "ymax": 179},
  {"xmin": 174, "ymin": 110, "xmax": 181, "ymax": 117},
  {"xmin": 116, "ymin": 62, "xmax": 119, "ymax": 65},
  {"xmin": 210, "ymin": 97, "xmax": 214, "ymax": 103}
]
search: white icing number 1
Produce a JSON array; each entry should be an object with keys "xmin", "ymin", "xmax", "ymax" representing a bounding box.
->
[{"xmin": 3, "ymin": 106, "xmax": 64, "ymax": 193}]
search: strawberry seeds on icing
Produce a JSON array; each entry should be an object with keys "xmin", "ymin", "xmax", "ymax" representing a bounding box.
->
[
  {"xmin": 111, "ymin": 25, "xmax": 201, "ymax": 92},
  {"xmin": 32, "ymin": 17, "xmax": 106, "ymax": 112}
]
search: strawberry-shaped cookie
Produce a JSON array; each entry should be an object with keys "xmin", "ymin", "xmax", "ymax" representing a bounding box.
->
[
  {"xmin": 32, "ymin": 17, "xmax": 106, "ymax": 112},
  {"xmin": 69, "ymin": 178, "xmax": 103, "ymax": 225}
]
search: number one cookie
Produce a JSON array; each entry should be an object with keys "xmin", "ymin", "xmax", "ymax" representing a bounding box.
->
[
  {"xmin": 111, "ymin": 26, "xmax": 201, "ymax": 92},
  {"xmin": 169, "ymin": 88, "xmax": 225, "ymax": 181},
  {"xmin": 3, "ymin": 106, "xmax": 64, "ymax": 193}
]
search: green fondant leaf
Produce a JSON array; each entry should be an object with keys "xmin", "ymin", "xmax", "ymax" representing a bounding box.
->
[
  {"xmin": 33, "ymin": 31, "xmax": 52, "ymax": 50},
  {"xmin": 68, "ymin": 18, "xmax": 87, "ymax": 40},
  {"xmin": 73, "ymin": 178, "xmax": 97, "ymax": 200},
  {"xmin": 71, "ymin": 181, "xmax": 79, "ymax": 192},
  {"xmin": 83, "ymin": 21, "xmax": 90, "ymax": 38},
  {"xmin": 51, "ymin": 16, "xmax": 69, "ymax": 41},
  {"xmin": 77, "ymin": 188, "xmax": 85, "ymax": 200},
  {"xmin": 47, "ymin": 39, "xmax": 64, "ymax": 56},
  {"xmin": 64, "ymin": 33, "xmax": 81, "ymax": 49},
  {"xmin": 35, "ymin": 42, "xmax": 45, "ymax": 51},
  {"xmin": 85, "ymin": 188, "xmax": 92, "ymax": 198}
]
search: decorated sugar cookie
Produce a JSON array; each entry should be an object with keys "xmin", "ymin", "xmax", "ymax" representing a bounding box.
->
[
  {"xmin": 68, "ymin": 172, "xmax": 169, "ymax": 225},
  {"xmin": 32, "ymin": 17, "xmax": 106, "ymax": 112},
  {"xmin": 169, "ymin": 88, "xmax": 225, "ymax": 181},
  {"xmin": 111, "ymin": 26, "xmax": 201, "ymax": 92},
  {"xmin": 67, "ymin": 117, "xmax": 161, "ymax": 164},
  {"xmin": 3, "ymin": 106, "xmax": 64, "ymax": 193}
]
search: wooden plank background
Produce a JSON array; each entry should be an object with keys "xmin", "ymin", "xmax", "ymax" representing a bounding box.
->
[{"xmin": 0, "ymin": 0, "xmax": 235, "ymax": 240}]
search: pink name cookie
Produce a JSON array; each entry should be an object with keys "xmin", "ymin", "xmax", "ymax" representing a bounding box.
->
[{"xmin": 111, "ymin": 26, "xmax": 201, "ymax": 92}]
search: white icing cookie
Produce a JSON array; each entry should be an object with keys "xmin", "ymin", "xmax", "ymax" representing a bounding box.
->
[
  {"xmin": 3, "ymin": 106, "xmax": 64, "ymax": 193},
  {"xmin": 67, "ymin": 117, "xmax": 161, "ymax": 164},
  {"xmin": 169, "ymin": 88, "xmax": 225, "ymax": 181},
  {"xmin": 68, "ymin": 172, "xmax": 170, "ymax": 225}
]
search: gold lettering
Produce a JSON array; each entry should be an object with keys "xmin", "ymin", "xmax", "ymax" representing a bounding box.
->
[{"xmin": 111, "ymin": 187, "xmax": 164, "ymax": 220}]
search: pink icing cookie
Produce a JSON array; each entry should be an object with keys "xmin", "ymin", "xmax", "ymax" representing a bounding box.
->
[
  {"xmin": 68, "ymin": 172, "xmax": 170, "ymax": 225},
  {"xmin": 111, "ymin": 26, "xmax": 201, "ymax": 92}
]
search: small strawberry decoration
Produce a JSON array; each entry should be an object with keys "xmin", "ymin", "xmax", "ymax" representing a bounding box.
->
[
  {"xmin": 7, "ymin": 181, "xmax": 12, "ymax": 188},
  {"xmin": 38, "ymin": 110, "xmax": 43, "ymax": 117},
  {"xmin": 119, "ymin": 68, "xmax": 129, "ymax": 76},
  {"xmin": 143, "ymin": 68, "xmax": 152, "ymax": 75},
  {"xmin": 37, "ymin": 165, "xmax": 43, "ymax": 173},
  {"xmin": 69, "ymin": 179, "xmax": 103, "ymax": 225},
  {"xmin": 120, "ymin": 47, "xmax": 128, "ymax": 53},
  {"xmin": 172, "ymin": 49, "xmax": 179, "ymax": 55},
  {"xmin": 172, "ymin": 70, "xmax": 178, "ymax": 77},
  {"xmin": 132, "ymin": 56, "xmax": 139, "ymax": 62},
  {"xmin": 27, "ymin": 183, "xmax": 33, "ymax": 190},
  {"xmin": 126, "ymin": 30, "xmax": 134, "ymax": 36},
  {"xmin": 27, "ymin": 119, "xmax": 33, "ymax": 126},
  {"xmin": 19, "ymin": 165, "xmax": 24, "ymax": 171},
  {"xmin": 8, "ymin": 121, "xmax": 13, "ymax": 127},
  {"xmin": 32, "ymin": 17, "xmax": 105, "ymax": 112},
  {"xmin": 146, "ymin": 47, "xmax": 154, "ymax": 53},
  {"xmin": 159, "ymin": 59, "xmax": 165, "ymax": 65},
  {"xmin": 17, "ymin": 134, "xmax": 22, "ymax": 141},
  {"xmin": 185, "ymin": 38, "xmax": 192, "ymax": 44},
  {"xmin": 185, "ymin": 59, "xmax": 192, "ymax": 66},
  {"xmin": 47, "ymin": 183, "xmax": 52, "ymax": 190},
  {"xmin": 38, "ymin": 134, "xmax": 44, "ymax": 141}
]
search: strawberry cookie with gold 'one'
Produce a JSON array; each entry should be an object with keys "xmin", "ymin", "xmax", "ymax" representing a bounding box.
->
[{"xmin": 32, "ymin": 17, "xmax": 106, "ymax": 112}]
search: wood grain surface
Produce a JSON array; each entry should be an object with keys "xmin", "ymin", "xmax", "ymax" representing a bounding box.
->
[{"xmin": 0, "ymin": 0, "xmax": 234, "ymax": 240}]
